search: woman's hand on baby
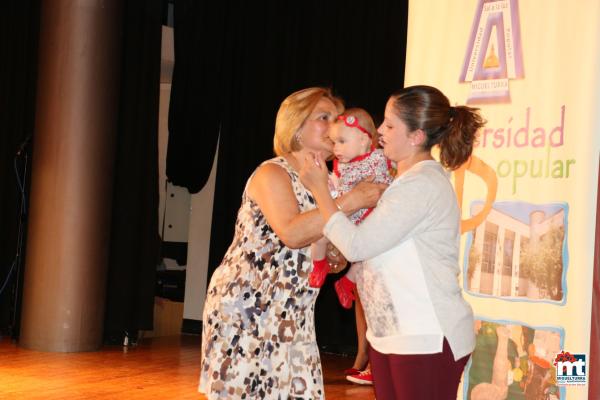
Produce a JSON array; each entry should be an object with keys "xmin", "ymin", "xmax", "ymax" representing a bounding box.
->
[
  {"xmin": 346, "ymin": 177, "xmax": 388, "ymax": 210},
  {"xmin": 300, "ymin": 152, "xmax": 329, "ymax": 193}
]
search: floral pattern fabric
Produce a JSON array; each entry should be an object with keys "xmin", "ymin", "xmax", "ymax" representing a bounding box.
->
[{"xmin": 199, "ymin": 157, "xmax": 323, "ymax": 400}]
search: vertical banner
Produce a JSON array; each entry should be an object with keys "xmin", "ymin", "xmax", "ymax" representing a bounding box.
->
[{"xmin": 405, "ymin": 1, "xmax": 600, "ymax": 399}]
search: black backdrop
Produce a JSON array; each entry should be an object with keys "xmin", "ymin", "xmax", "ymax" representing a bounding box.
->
[
  {"xmin": 167, "ymin": 0, "xmax": 408, "ymax": 352},
  {"xmin": 103, "ymin": 0, "xmax": 162, "ymax": 341},
  {"xmin": 0, "ymin": 0, "xmax": 40, "ymax": 337}
]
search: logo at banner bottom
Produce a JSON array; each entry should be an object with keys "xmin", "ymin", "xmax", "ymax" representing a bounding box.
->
[{"xmin": 553, "ymin": 351, "xmax": 587, "ymax": 385}]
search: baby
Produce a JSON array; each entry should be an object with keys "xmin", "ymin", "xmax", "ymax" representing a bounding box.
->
[{"xmin": 309, "ymin": 108, "xmax": 393, "ymax": 309}]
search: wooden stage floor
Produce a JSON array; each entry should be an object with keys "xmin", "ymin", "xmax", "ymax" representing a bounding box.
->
[{"xmin": 0, "ymin": 334, "xmax": 375, "ymax": 399}]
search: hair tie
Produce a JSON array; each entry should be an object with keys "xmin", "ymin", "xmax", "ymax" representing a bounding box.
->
[{"xmin": 448, "ymin": 106, "xmax": 457, "ymax": 119}]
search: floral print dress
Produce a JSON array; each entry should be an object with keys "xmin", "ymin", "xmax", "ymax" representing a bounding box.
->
[{"xmin": 199, "ymin": 157, "xmax": 323, "ymax": 400}]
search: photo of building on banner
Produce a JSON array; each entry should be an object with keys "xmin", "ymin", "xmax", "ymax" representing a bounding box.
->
[{"xmin": 464, "ymin": 201, "xmax": 568, "ymax": 303}]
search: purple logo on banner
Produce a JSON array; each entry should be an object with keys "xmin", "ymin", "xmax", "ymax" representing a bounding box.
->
[{"xmin": 460, "ymin": 0, "xmax": 524, "ymax": 104}]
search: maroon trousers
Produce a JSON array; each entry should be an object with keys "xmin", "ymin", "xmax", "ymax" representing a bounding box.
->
[{"xmin": 368, "ymin": 338, "xmax": 470, "ymax": 400}]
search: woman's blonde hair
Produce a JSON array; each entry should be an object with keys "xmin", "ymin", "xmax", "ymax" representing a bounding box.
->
[{"xmin": 273, "ymin": 87, "xmax": 344, "ymax": 156}]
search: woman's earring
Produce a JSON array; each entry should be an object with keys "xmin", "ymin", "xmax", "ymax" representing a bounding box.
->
[{"xmin": 295, "ymin": 131, "xmax": 302, "ymax": 145}]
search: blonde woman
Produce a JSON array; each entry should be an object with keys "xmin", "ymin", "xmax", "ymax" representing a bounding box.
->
[{"xmin": 199, "ymin": 87, "xmax": 386, "ymax": 400}]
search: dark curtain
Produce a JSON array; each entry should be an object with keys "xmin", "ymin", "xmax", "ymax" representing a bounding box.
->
[
  {"xmin": 167, "ymin": 1, "xmax": 222, "ymax": 194},
  {"xmin": 103, "ymin": 0, "xmax": 162, "ymax": 342},
  {"xmin": 168, "ymin": 0, "xmax": 408, "ymax": 353},
  {"xmin": 0, "ymin": 0, "xmax": 40, "ymax": 337}
]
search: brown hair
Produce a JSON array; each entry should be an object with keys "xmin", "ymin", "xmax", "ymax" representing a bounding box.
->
[
  {"xmin": 273, "ymin": 87, "xmax": 344, "ymax": 156},
  {"xmin": 339, "ymin": 107, "xmax": 378, "ymax": 148},
  {"xmin": 389, "ymin": 85, "xmax": 485, "ymax": 170}
]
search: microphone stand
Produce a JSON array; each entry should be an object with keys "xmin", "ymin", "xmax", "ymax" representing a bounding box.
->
[{"xmin": 9, "ymin": 139, "xmax": 31, "ymax": 339}]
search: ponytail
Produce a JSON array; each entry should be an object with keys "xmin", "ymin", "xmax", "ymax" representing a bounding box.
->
[{"xmin": 437, "ymin": 105, "xmax": 485, "ymax": 170}]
